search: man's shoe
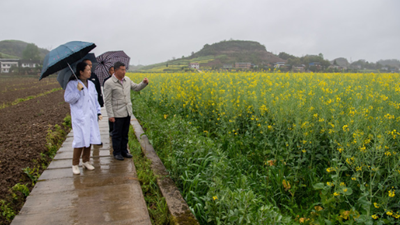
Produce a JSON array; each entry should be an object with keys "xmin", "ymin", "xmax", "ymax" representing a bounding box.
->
[
  {"xmin": 72, "ymin": 165, "xmax": 80, "ymax": 175},
  {"xmin": 114, "ymin": 154, "xmax": 124, "ymax": 160},
  {"xmin": 122, "ymin": 153, "xmax": 133, "ymax": 158},
  {"xmin": 82, "ymin": 161, "xmax": 95, "ymax": 170}
]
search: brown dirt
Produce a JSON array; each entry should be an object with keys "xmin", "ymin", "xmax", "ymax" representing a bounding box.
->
[
  {"xmin": 0, "ymin": 82, "xmax": 61, "ymax": 105},
  {"xmin": 0, "ymin": 76, "xmax": 59, "ymax": 105},
  {"xmin": 0, "ymin": 75, "xmax": 43, "ymax": 89},
  {"xmin": 0, "ymin": 75, "xmax": 70, "ymax": 225}
]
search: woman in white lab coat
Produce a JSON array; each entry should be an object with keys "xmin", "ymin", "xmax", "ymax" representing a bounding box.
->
[{"xmin": 64, "ymin": 61, "xmax": 102, "ymax": 175}]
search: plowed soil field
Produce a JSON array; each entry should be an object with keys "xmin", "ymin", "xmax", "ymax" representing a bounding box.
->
[{"xmin": 0, "ymin": 74, "xmax": 70, "ymax": 224}]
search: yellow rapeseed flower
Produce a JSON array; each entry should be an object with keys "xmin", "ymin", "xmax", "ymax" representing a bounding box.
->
[
  {"xmin": 314, "ymin": 206, "xmax": 323, "ymax": 211},
  {"xmin": 326, "ymin": 168, "xmax": 333, "ymax": 173}
]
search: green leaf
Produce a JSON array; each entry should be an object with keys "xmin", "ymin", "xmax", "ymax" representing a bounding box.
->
[
  {"xmin": 357, "ymin": 196, "xmax": 371, "ymax": 212},
  {"xmin": 355, "ymin": 215, "xmax": 373, "ymax": 225},
  {"xmin": 313, "ymin": 183, "xmax": 325, "ymax": 190},
  {"xmin": 341, "ymin": 187, "xmax": 353, "ymax": 196}
]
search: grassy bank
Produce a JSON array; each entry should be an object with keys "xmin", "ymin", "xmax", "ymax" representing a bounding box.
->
[
  {"xmin": 128, "ymin": 126, "xmax": 172, "ymax": 224},
  {"xmin": 0, "ymin": 115, "xmax": 71, "ymax": 224}
]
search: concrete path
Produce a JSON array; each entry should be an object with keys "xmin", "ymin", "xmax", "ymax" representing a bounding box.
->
[{"xmin": 11, "ymin": 108, "xmax": 152, "ymax": 225}]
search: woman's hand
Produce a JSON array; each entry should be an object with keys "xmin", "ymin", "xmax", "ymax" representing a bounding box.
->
[
  {"xmin": 98, "ymin": 115, "xmax": 103, "ymax": 120},
  {"xmin": 77, "ymin": 83, "xmax": 84, "ymax": 91}
]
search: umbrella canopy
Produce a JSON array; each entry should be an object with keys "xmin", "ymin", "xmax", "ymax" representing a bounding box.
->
[
  {"xmin": 39, "ymin": 41, "xmax": 96, "ymax": 80},
  {"xmin": 94, "ymin": 51, "xmax": 130, "ymax": 86},
  {"xmin": 57, "ymin": 53, "xmax": 97, "ymax": 89}
]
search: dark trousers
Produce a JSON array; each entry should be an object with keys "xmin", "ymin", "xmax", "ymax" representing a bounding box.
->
[
  {"xmin": 112, "ymin": 116, "xmax": 130, "ymax": 156},
  {"xmin": 72, "ymin": 146, "xmax": 91, "ymax": 165},
  {"xmin": 108, "ymin": 121, "xmax": 114, "ymax": 135}
]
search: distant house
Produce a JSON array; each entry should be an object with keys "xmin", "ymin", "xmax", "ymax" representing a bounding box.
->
[
  {"xmin": 274, "ymin": 62, "xmax": 285, "ymax": 68},
  {"xmin": 235, "ymin": 62, "xmax": 251, "ymax": 69},
  {"xmin": 20, "ymin": 60, "xmax": 40, "ymax": 68},
  {"xmin": 223, "ymin": 64, "xmax": 233, "ymax": 69},
  {"xmin": 0, "ymin": 59, "xmax": 40, "ymax": 73},
  {"xmin": 0, "ymin": 59, "xmax": 19, "ymax": 73},
  {"xmin": 328, "ymin": 65, "xmax": 346, "ymax": 70},
  {"xmin": 328, "ymin": 65, "xmax": 340, "ymax": 69},
  {"xmin": 309, "ymin": 62, "xmax": 320, "ymax": 66},
  {"xmin": 292, "ymin": 65, "xmax": 305, "ymax": 72},
  {"xmin": 189, "ymin": 62, "xmax": 199, "ymax": 69}
]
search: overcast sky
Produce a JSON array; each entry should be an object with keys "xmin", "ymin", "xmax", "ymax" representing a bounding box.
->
[{"xmin": 0, "ymin": 0, "xmax": 399, "ymax": 65}]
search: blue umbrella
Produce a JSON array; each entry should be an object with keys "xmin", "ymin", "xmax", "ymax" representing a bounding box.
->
[
  {"xmin": 39, "ymin": 41, "xmax": 96, "ymax": 80},
  {"xmin": 57, "ymin": 53, "xmax": 97, "ymax": 89}
]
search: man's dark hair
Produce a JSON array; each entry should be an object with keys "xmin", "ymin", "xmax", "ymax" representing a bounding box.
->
[
  {"xmin": 114, "ymin": 61, "xmax": 125, "ymax": 70},
  {"xmin": 83, "ymin": 59, "xmax": 91, "ymax": 62}
]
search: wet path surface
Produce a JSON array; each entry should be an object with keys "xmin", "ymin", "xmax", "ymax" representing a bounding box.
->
[{"xmin": 11, "ymin": 108, "xmax": 151, "ymax": 225}]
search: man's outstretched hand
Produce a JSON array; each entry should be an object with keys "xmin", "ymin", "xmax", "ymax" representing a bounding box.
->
[{"xmin": 143, "ymin": 78, "xmax": 149, "ymax": 84}]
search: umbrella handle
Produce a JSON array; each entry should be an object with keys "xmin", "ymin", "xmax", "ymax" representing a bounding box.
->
[
  {"xmin": 67, "ymin": 63, "xmax": 79, "ymax": 80},
  {"xmin": 67, "ymin": 63, "xmax": 84, "ymax": 96}
]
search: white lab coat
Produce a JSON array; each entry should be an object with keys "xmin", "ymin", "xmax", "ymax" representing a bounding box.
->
[{"xmin": 64, "ymin": 80, "xmax": 101, "ymax": 148}]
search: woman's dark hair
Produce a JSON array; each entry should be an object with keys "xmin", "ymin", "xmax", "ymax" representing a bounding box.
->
[
  {"xmin": 76, "ymin": 62, "xmax": 88, "ymax": 78},
  {"xmin": 68, "ymin": 62, "xmax": 88, "ymax": 81}
]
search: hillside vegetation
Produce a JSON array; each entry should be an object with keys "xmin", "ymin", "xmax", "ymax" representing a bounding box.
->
[
  {"xmin": 0, "ymin": 40, "xmax": 48, "ymax": 60},
  {"xmin": 138, "ymin": 40, "xmax": 285, "ymax": 72}
]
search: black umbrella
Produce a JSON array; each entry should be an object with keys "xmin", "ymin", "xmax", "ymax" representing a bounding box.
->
[
  {"xmin": 39, "ymin": 41, "xmax": 96, "ymax": 80},
  {"xmin": 56, "ymin": 53, "xmax": 97, "ymax": 89}
]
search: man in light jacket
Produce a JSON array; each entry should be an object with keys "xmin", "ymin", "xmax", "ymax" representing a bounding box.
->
[{"xmin": 104, "ymin": 62, "xmax": 149, "ymax": 160}]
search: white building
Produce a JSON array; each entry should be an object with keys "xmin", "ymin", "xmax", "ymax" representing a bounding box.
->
[
  {"xmin": 20, "ymin": 60, "xmax": 40, "ymax": 68},
  {"xmin": 189, "ymin": 62, "xmax": 200, "ymax": 69},
  {"xmin": 0, "ymin": 59, "xmax": 40, "ymax": 73},
  {"xmin": 274, "ymin": 62, "xmax": 285, "ymax": 68},
  {"xmin": 0, "ymin": 59, "xmax": 19, "ymax": 73}
]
